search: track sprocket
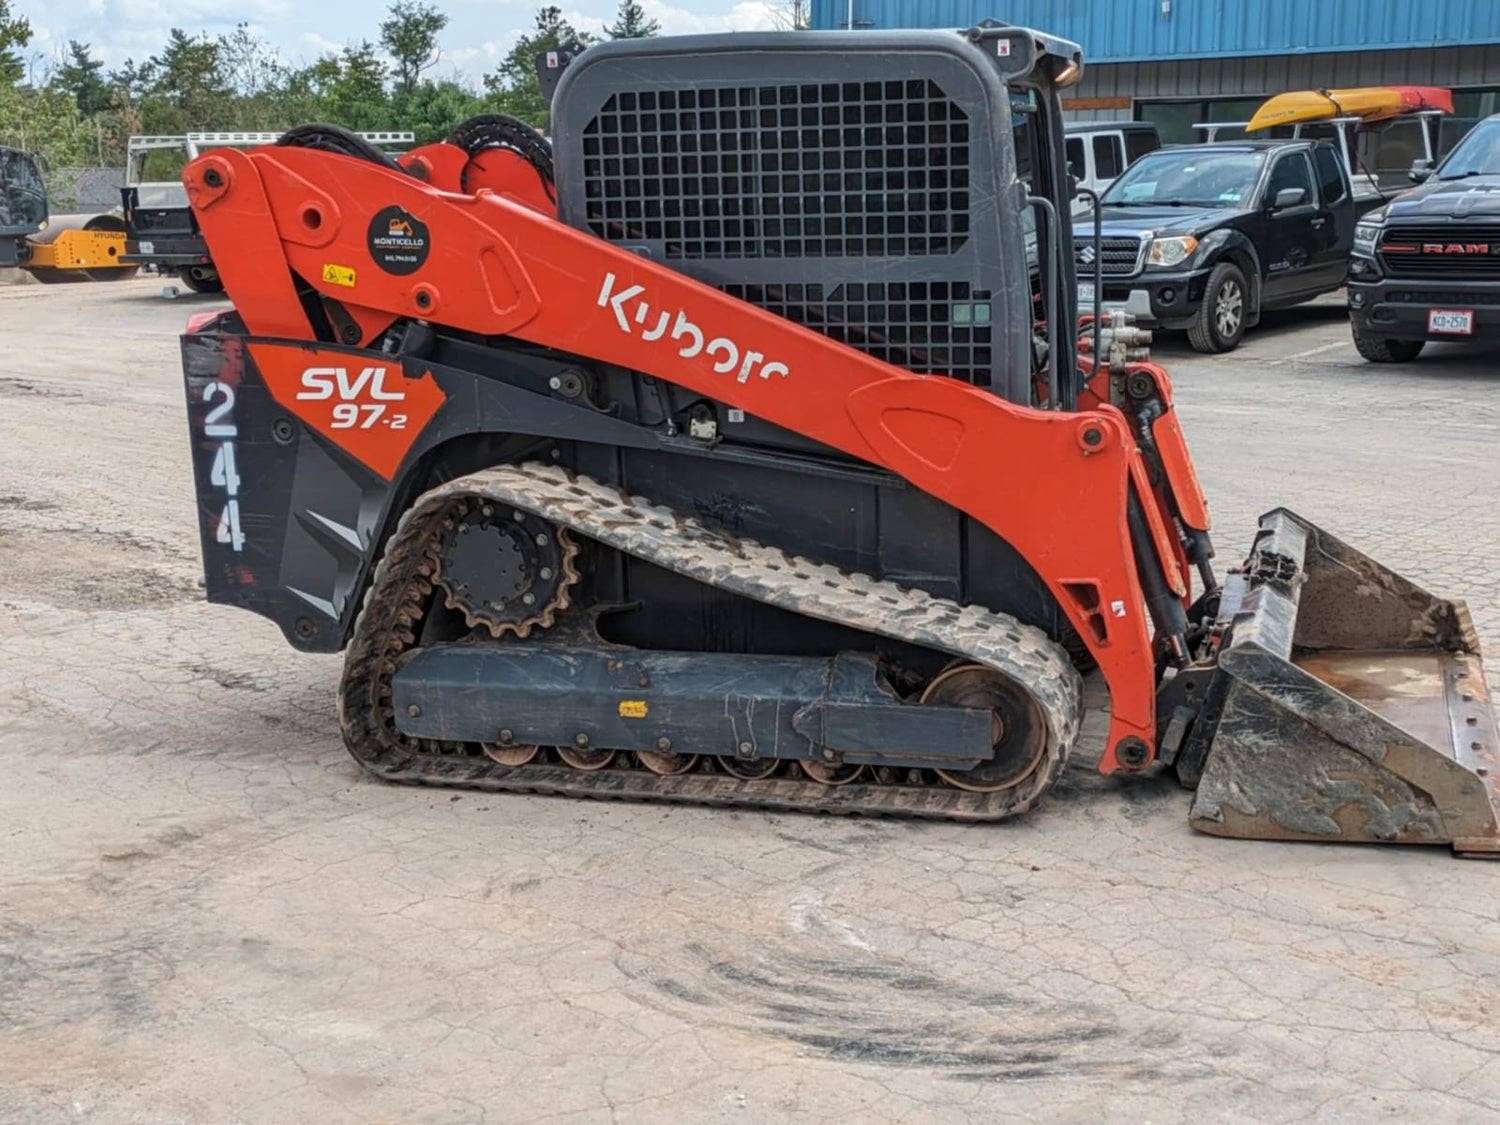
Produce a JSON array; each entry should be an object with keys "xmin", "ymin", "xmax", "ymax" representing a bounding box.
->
[{"xmin": 432, "ymin": 501, "xmax": 578, "ymax": 638}]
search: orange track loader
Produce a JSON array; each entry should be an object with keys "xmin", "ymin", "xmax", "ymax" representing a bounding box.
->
[{"xmin": 175, "ymin": 27, "xmax": 1500, "ymax": 852}]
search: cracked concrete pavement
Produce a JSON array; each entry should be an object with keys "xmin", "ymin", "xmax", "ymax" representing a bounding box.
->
[{"xmin": 3, "ymin": 280, "xmax": 1500, "ymax": 1122}]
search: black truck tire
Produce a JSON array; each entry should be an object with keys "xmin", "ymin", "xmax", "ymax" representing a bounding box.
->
[
  {"xmin": 1187, "ymin": 262, "xmax": 1249, "ymax": 354},
  {"xmin": 1351, "ymin": 329, "xmax": 1425, "ymax": 363},
  {"xmin": 180, "ymin": 267, "xmax": 225, "ymax": 294}
]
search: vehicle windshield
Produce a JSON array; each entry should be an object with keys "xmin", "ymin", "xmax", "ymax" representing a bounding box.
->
[
  {"xmin": 1101, "ymin": 149, "xmax": 1266, "ymax": 207},
  {"xmin": 1437, "ymin": 120, "xmax": 1500, "ymax": 179}
]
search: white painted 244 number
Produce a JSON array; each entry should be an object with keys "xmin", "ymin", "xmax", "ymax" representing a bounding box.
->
[{"xmin": 202, "ymin": 380, "xmax": 244, "ymax": 552}]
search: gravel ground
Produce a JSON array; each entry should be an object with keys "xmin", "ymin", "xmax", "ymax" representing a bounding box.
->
[{"xmin": 3, "ymin": 279, "xmax": 1500, "ymax": 1124}]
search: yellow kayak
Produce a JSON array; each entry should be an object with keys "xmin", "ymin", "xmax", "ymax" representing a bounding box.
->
[{"xmin": 1247, "ymin": 87, "xmax": 1410, "ymax": 131}]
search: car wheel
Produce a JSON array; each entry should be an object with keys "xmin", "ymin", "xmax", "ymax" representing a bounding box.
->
[
  {"xmin": 1187, "ymin": 262, "xmax": 1248, "ymax": 353},
  {"xmin": 1351, "ymin": 330, "xmax": 1425, "ymax": 363}
]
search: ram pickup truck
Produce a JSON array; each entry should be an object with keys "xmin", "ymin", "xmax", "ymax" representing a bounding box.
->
[
  {"xmin": 1347, "ymin": 112, "xmax": 1500, "ymax": 361},
  {"xmin": 1077, "ymin": 139, "xmax": 1356, "ymax": 352}
]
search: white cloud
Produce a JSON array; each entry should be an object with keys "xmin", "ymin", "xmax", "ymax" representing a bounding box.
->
[
  {"xmin": 23, "ymin": 0, "xmax": 801, "ymax": 82},
  {"xmin": 640, "ymin": 1, "xmax": 786, "ymax": 33},
  {"xmin": 299, "ymin": 31, "xmax": 347, "ymax": 58}
]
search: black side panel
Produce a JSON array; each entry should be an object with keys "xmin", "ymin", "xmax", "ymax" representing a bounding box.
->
[{"xmin": 549, "ymin": 31, "xmax": 1032, "ymax": 402}]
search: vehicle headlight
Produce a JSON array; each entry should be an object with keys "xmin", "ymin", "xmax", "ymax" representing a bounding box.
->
[
  {"xmin": 1353, "ymin": 222, "xmax": 1381, "ymax": 254},
  {"xmin": 1147, "ymin": 236, "xmax": 1198, "ymax": 267}
]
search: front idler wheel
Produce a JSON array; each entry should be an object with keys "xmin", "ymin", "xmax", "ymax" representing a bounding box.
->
[{"xmin": 921, "ymin": 664, "xmax": 1048, "ymax": 793}]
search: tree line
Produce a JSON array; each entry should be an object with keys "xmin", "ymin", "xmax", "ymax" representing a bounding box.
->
[{"xmin": 0, "ymin": 0, "xmax": 663, "ymax": 175}]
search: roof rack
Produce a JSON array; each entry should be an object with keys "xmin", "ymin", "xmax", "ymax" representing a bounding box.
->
[
  {"xmin": 1196, "ymin": 107, "xmax": 1446, "ymax": 171},
  {"xmin": 127, "ymin": 131, "xmax": 416, "ymax": 156},
  {"xmin": 1191, "ymin": 121, "xmax": 1251, "ymax": 141}
]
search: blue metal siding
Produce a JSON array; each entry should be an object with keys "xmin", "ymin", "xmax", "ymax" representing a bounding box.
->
[{"xmin": 811, "ymin": 1, "xmax": 1500, "ymax": 61}]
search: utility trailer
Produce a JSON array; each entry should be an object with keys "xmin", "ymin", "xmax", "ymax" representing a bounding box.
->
[{"xmin": 121, "ymin": 131, "xmax": 416, "ymax": 292}]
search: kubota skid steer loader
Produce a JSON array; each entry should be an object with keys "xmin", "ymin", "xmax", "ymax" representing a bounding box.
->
[{"xmin": 175, "ymin": 25, "xmax": 1500, "ymax": 853}]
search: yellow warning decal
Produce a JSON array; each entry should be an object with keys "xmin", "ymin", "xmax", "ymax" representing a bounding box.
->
[
  {"xmin": 618, "ymin": 700, "xmax": 648, "ymax": 719},
  {"xmin": 322, "ymin": 263, "xmax": 357, "ymax": 288}
]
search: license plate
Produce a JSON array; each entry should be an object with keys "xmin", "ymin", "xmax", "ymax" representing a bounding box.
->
[
  {"xmin": 1428, "ymin": 309, "xmax": 1474, "ymax": 335},
  {"xmin": 1078, "ymin": 282, "xmax": 1096, "ymax": 307},
  {"xmin": 139, "ymin": 240, "xmax": 155, "ymax": 256}
]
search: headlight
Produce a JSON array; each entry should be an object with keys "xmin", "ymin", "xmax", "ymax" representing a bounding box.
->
[
  {"xmin": 1353, "ymin": 223, "xmax": 1381, "ymax": 254},
  {"xmin": 1147, "ymin": 236, "xmax": 1198, "ymax": 267}
]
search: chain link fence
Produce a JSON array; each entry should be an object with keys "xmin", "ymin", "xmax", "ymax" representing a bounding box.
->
[{"xmin": 44, "ymin": 167, "xmax": 126, "ymax": 213}]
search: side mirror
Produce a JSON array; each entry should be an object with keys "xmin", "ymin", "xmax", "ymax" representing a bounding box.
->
[
  {"xmin": 1066, "ymin": 172, "xmax": 1080, "ymax": 199},
  {"xmin": 1271, "ymin": 187, "xmax": 1308, "ymax": 210},
  {"xmin": 1409, "ymin": 158, "xmax": 1435, "ymax": 184}
]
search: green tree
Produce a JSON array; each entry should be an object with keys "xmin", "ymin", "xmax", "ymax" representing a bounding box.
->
[
  {"xmin": 147, "ymin": 29, "xmax": 230, "ymax": 130},
  {"xmin": 0, "ymin": 0, "xmax": 32, "ymax": 85},
  {"xmin": 483, "ymin": 5, "xmax": 594, "ymax": 129},
  {"xmin": 0, "ymin": 85, "xmax": 97, "ymax": 167},
  {"xmin": 380, "ymin": 0, "xmax": 449, "ymax": 93},
  {"xmin": 390, "ymin": 78, "xmax": 491, "ymax": 145},
  {"xmin": 295, "ymin": 42, "xmax": 391, "ymax": 131},
  {"xmin": 217, "ymin": 24, "xmax": 285, "ymax": 98},
  {"xmin": 106, "ymin": 59, "xmax": 152, "ymax": 104},
  {"xmin": 54, "ymin": 41, "xmax": 109, "ymax": 116},
  {"xmin": 608, "ymin": 0, "xmax": 660, "ymax": 39}
]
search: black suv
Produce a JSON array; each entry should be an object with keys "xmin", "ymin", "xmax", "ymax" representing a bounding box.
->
[
  {"xmin": 1078, "ymin": 140, "xmax": 1356, "ymax": 352},
  {"xmin": 1347, "ymin": 113, "xmax": 1500, "ymax": 361}
]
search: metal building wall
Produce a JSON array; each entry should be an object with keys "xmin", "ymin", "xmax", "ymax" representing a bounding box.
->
[
  {"xmin": 810, "ymin": 0, "xmax": 1500, "ymax": 61},
  {"xmin": 1063, "ymin": 43, "xmax": 1500, "ymax": 122}
]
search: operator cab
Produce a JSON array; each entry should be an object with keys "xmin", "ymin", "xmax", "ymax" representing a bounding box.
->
[
  {"xmin": 0, "ymin": 147, "xmax": 47, "ymax": 265},
  {"xmin": 550, "ymin": 22, "xmax": 1084, "ymax": 410}
]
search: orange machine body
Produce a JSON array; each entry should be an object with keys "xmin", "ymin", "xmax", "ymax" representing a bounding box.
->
[{"xmin": 184, "ymin": 141, "xmax": 1211, "ymax": 774}]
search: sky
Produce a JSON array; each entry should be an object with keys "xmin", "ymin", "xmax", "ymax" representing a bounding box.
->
[{"xmin": 14, "ymin": 0, "xmax": 796, "ymax": 86}]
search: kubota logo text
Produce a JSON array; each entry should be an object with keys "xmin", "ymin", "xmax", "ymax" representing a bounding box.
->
[{"xmin": 597, "ymin": 272, "xmax": 791, "ymax": 384}]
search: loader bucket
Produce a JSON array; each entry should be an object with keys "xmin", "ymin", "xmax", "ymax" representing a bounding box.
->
[{"xmin": 1178, "ymin": 510, "xmax": 1500, "ymax": 855}]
